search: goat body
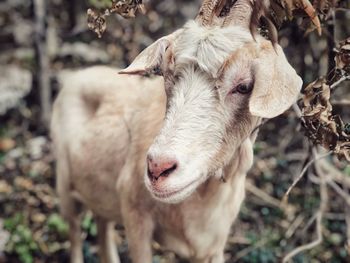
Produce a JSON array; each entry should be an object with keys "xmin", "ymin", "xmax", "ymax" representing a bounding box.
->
[
  {"xmin": 51, "ymin": 66, "xmax": 254, "ymax": 263},
  {"xmin": 52, "ymin": 1, "xmax": 302, "ymax": 261}
]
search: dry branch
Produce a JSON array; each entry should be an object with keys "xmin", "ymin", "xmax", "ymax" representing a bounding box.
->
[
  {"xmin": 345, "ymin": 183, "xmax": 350, "ymax": 254},
  {"xmin": 282, "ymin": 151, "xmax": 331, "ymax": 202},
  {"xmin": 87, "ymin": 0, "xmax": 145, "ymax": 38},
  {"xmin": 33, "ymin": 0, "xmax": 51, "ymax": 125},
  {"xmin": 282, "ymin": 148, "xmax": 328, "ymax": 262},
  {"xmin": 86, "ymin": 0, "xmax": 340, "ymax": 38},
  {"xmin": 301, "ymin": 37, "xmax": 350, "ymax": 162},
  {"xmin": 246, "ymin": 180, "xmax": 296, "ymax": 216},
  {"xmin": 282, "ymin": 212, "xmax": 323, "ymax": 262}
]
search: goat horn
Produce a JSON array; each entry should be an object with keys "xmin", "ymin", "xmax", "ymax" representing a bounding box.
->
[
  {"xmin": 222, "ymin": 0, "xmax": 255, "ymax": 28},
  {"xmin": 196, "ymin": 0, "xmax": 255, "ymax": 29},
  {"xmin": 195, "ymin": 0, "xmax": 224, "ymax": 26},
  {"xmin": 301, "ymin": 0, "xmax": 322, "ymax": 35}
]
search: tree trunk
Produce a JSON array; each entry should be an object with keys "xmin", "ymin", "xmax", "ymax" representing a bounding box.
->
[{"xmin": 33, "ymin": 0, "xmax": 51, "ymax": 126}]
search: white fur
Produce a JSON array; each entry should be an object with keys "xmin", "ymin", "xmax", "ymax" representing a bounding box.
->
[
  {"xmin": 146, "ymin": 67, "xmax": 225, "ymax": 202},
  {"xmin": 145, "ymin": 21, "xmax": 256, "ymax": 203},
  {"xmin": 174, "ymin": 21, "xmax": 253, "ymax": 77}
]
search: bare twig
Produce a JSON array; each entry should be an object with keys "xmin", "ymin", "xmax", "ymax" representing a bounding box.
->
[
  {"xmin": 318, "ymin": 161, "xmax": 350, "ymax": 188},
  {"xmin": 282, "ymin": 211, "xmax": 323, "ymax": 263},
  {"xmin": 282, "ymin": 149, "xmax": 328, "ymax": 262},
  {"xmin": 292, "ymin": 103, "xmax": 302, "ymax": 118},
  {"xmin": 344, "ymin": 184, "xmax": 350, "ymax": 254},
  {"xmin": 246, "ymin": 180, "xmax": 296, "ymax": 218},
  {"xmin": 300, "ymin": 212, "xmax": 318, "ymax": 235},
  {"xmin": 324, "ymin": 212, "xmax": 345, "ymax": 220},
  {"xmin": 233, "ymin": 238, "xmax": 270, "ymax": 262},
  {"xmin": 330, "ymin": 75, "xmax": 350, "ymax": 89},
  {"xmin": 246, "ymin": 180, "xmax": 283, "ymax": 208},
  {"xmin": 328, "ymin": 179, "xmax": 350, "ymax": 255},
  {"xmin": 285, "ymin": 214, "xmax": 305, "ymax": 239},
  {"xmin": 282, "ymin": 151, "xmax": 331, "ymax": 203},
  {"xmin": 331, "ymin": 99, "xmax": 350, "ymax": 106},
  {"xmin": 327, "ymin": 180, "xmax": 350, "ymax": 206}
]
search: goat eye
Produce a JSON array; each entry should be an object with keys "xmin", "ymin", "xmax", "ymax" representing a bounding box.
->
[
  {"xmin": 152, "ymin": 66, "xmax": 162, "ymax": 76},
  {"xmin": 235, "ymin": 83, "xmax": 253, "ymax": 94}
]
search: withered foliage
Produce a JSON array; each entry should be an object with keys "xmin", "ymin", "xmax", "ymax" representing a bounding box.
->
[
  {"xmin": 86, "ymin": 0, "xmax": 341, "ymax": 38},
  {"xmin": 87, "ymin": 0, "xmax": 145, "ymax": 38},
  {"xmin": 267, "ymin": 0, "xmax": 342, "ymax": 35},
  {"xmin": 302, "ymin": 38, "xmax": 350, "ymax": 161},
  {"xmin": 335, "ymin": 37, "xmax": 350, "ymax": 73},
  {"xmin": 235, "ymin": 0, "xmax": 341, "ymax": 40}
]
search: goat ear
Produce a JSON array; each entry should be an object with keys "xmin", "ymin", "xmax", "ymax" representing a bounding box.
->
[
  {"xmin": 249, "ymin": 41, "xmax": 303, "ymax": 118},
  {"xmin": 119, "ymin": 36, "xmax": 172, "ymax": 75}
]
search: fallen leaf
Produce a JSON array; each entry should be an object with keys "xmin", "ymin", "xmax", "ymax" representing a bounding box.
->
[
  {"xmin": 0, "ymin": 138, "xmax": 16, "ymax": 152},
  {"xmin": 0, "ymin": 180, "xmax": 12, "ymax": 194}
]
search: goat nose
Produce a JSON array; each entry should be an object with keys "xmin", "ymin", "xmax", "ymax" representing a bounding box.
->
[{"xmin": 147, "ymin": 156, "xmax": 178, "ymax": 181}]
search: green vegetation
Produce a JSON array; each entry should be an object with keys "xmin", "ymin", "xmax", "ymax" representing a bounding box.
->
[
  {"xmin": 47, "ymin": 213, "xmax": 69, "ymax": 237},
  {"xmin": 4, "ymin": 213, "xmax": 38, "ymax": 263},
  {"xmin": 88, "ymin": 0, "xmax": 113, "ymax": 9}
]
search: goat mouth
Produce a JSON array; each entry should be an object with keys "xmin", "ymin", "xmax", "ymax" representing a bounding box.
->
[{"xmin": 152, "ymin": 179, "xmax": 198, "ymax": 200}]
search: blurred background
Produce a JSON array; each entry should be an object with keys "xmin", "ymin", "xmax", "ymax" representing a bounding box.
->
[{"xmin": 0, "ymin": 0, "xmax": 350, "ymax": 262}]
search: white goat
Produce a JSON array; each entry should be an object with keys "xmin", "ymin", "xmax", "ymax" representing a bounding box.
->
[{"xmin": 51, "ymin": 0, "xmax": 302, "ymax": 262}]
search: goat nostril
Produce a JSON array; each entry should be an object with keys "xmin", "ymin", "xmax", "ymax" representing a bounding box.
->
[{"xmin": 159, "ymin": 163, "xmax": 177, "ymax": 178}]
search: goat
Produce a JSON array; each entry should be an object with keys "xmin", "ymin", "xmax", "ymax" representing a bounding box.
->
[{"xmin": 51, "ymin": 0, "xmax": 302, "ymax": 262}]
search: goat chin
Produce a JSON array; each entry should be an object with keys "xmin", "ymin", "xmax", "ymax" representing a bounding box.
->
[{"xmin": 144, "ymin": 169, "xmax": 209, "ymax": 204}]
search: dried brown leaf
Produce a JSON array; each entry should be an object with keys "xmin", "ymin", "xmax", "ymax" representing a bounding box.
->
[
  {"xmin": 301, "ymin": 38, "xmax": 350, "ymax": 161},
  {"xmin": 87, "ymin": 0, "xmax": 145, "ymax": 38},
  {"xmin": 87, "ymin": 8, "xmax": 107, "ymax": 38},
  {"xmin": 335, "ymin": 37, "xmax": 350, "ymax": 73},
  {"xmin": 0, "ymin": 138, "xmax": 16, "ymax": 152}
]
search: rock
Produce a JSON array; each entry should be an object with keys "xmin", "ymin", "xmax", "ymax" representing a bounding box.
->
[
  {"xmin": 0, "ymin": 65, "xmax": 32, "ymax": 115},
  {"xmin": 27, "ymin": 136, "xmax": 47, "ymax": 160},
  {"xmin": 6, "ymin": 147, "xmax": 24, "ymax": 159},
  {"xmin": 13, "ymin": 17, "xmax": 33, "ymax": 46}
]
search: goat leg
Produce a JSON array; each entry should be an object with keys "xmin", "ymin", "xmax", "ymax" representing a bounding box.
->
[
  {"xmin": 123, "ymin": 210, "xmax": 154, "ymax": 263},
  {"xmin": 96, "ymin": 217, "xmax": 120, "ymax": 263},
  {"xmin": 209, "ymin": 253, "xmax": 225, "ymax": 263},
  {"xmin": 56, "ymin": 158, "xmax": 84, "ymax": 263},
  {"xmin": 68, "ymin": 215, "xmax": 84, "ymax": 263},
  {"xmin": 193, "ymin": 251, "xmax": 225, "ymax": 263}
]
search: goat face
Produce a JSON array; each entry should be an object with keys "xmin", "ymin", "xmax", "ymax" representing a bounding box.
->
[{"xmin": 120, "ymin": 1, "xmax": 302, "ymax": 203}]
